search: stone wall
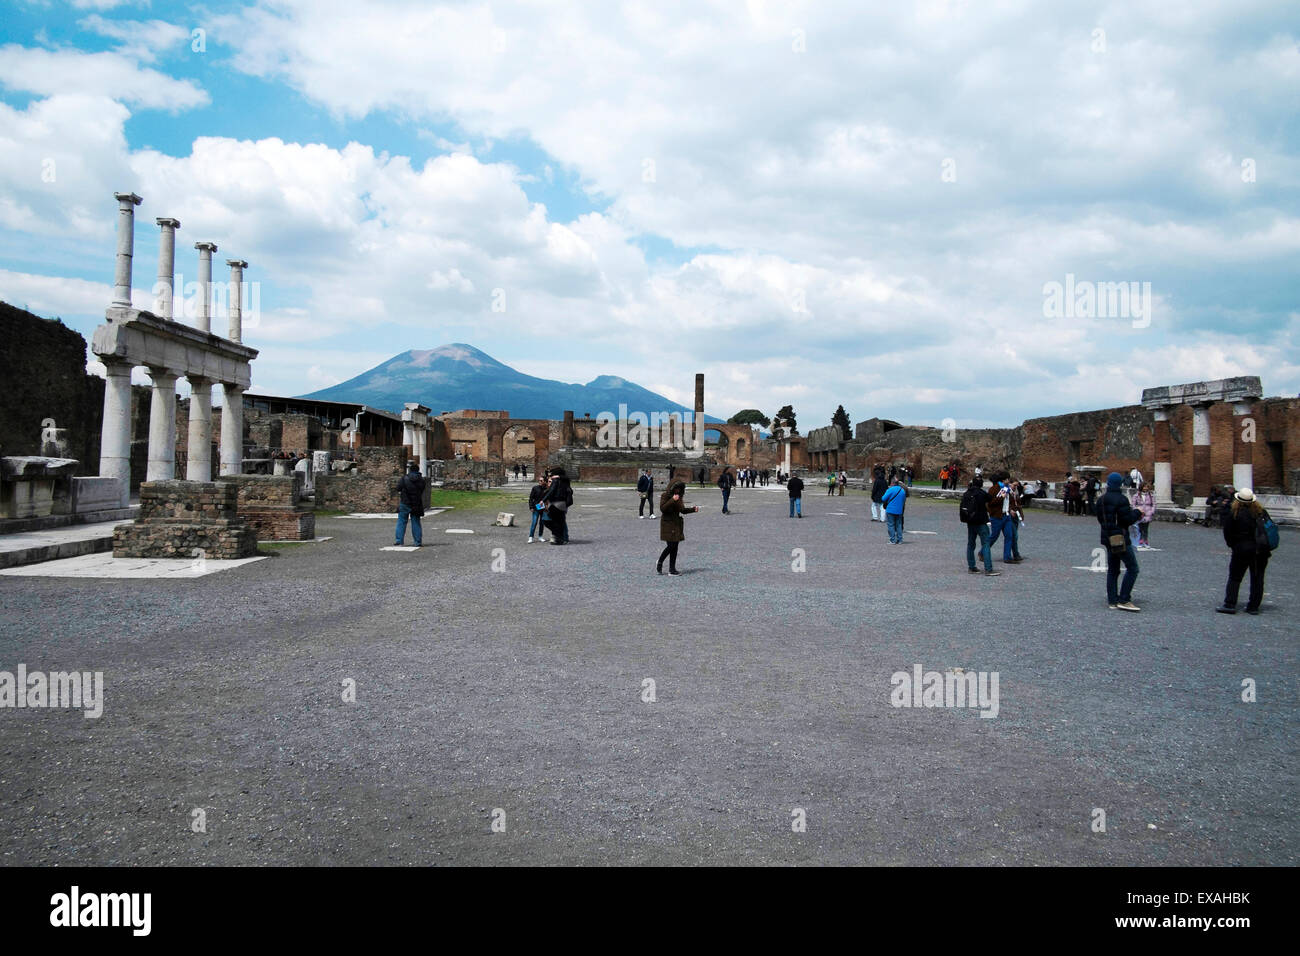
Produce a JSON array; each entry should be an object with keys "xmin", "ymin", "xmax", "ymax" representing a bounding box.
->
[
  {"xmin": 0, "ymin": 302, "xmax": 103, "ymax": 467},
  {"xmin": 220, "ymin": 474, "xmax": 315, "ymax": 540},
  {"xmin": 315, "ymin": 445, "xmax": 419, "ymax": 513},
  {"xmin": 113, "ymin": 480, "xmax": 256, "ymax": 558}
]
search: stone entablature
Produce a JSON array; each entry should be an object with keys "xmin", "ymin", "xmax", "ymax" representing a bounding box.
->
[
  {"xmin": 92, "ymin": 309, "xmax": 256, "ymax": 390},
  {"xmin": 1141, "ymin": 377, "xmax": 1263, "ymax": 409}
]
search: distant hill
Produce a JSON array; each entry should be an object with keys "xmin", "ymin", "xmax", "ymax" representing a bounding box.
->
[{"xmin": 301, "ymin": 344, "xmax": 721, "ymax": 422}]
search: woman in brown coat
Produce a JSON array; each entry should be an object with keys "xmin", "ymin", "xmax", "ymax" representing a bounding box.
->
[{"xmin": 657, "ymin": 480, "xmax": 699, "ymax": 575}]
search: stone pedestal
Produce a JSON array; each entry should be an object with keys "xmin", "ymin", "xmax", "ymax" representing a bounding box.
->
[
  {"xmin": 221, "ymin": 474, "xmax": 316, "ymax": 541},
  {"xmin": 113, "ymin": 481, "xmax": 256, "ymax": 558}
]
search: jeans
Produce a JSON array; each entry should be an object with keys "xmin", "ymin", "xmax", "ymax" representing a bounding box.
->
[
  {"xmin": 871, "ymin": 501, "xmax": 883, "ymax": 521},
  {"xmin": 966, "ymin": 523, "xmax": 992, "ymax": 571},
  {"xmin": 886, "ymin": 512, "xmax": 904, "ymax": 543},
  {"xmin": 395, "ymin": 503, "xmax": 422, "ymax": 546},
  {"xmin": 988, "ymin": 515, "xmax": 1014, "ymax": 560},
  {"xmin": 529, "ymin": 506, "xmax": 544, "ymax": 538},
  {"xmin": 1106, "ymin": 541, "xmax": 1139, "ymax": 604},
  {"xmin": 1007, "ymin": 518, "xmax": 1022, "ymax": 559},
  {"xmin": 1224, "ymin": 550, "xmax": 1268, "ymax": 610},
  {"xmin": 639, "ymin": 493, "xmax": 654, "ymax": 517},
  {"xmin": 722, "ymin": 488, "xmax": 731, "ymax": 512},
  {"xmin": 789, "ymin": 496, "xmax": 802, "ymax": 517}
]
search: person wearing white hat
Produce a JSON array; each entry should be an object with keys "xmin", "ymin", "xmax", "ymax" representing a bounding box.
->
[{"xmin": 1215, "ymin": 488, "xmax": 1273, "ymax": 615}]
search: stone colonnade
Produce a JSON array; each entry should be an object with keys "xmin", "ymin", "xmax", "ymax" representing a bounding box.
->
[
  {"xmin": 1141, "ymin": 377, "xmax": 1262, "ymax": 506},
  {"xmin": 93, "ymin": 191, "xmax": 258, "ymax": 506}
]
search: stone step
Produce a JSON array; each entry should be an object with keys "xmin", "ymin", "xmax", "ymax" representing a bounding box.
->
[{"xmin": 0, "ymin": 521, "xmax": 122, "ymax": 570}]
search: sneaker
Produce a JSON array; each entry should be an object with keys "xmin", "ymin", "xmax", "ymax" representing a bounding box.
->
[
  {"xmin": 527, "ymin": 536, "xmax": 534, "ymax": 543},
  {"xmin": 1116, "ymin": 601, "xmax": 1141, "ymax": 612},
  {"xmin": 968, "ymin": 568, "xmax": 980, "ymax": 574},
  {"xmin": 1245, "ymin": 607, "xmax": 1260, "ymax": 615},
  {"xmin": 668, "ymin": 569, "xmax": 681, "ymax": 575},
  {"xmin": 1108, "ymin": 603, "xmax": 1119, "ymax": 609},
  {"xmin": 639, "ymin": 515, "xmax": 645, "ymax": 519},
  {"xmin": 1215, "ymin": 605, "xmax": 1236, "ymax": 614},
  {"xmin": 984, "ymin": 570, "xmax": 1001, "ymax": 576}
]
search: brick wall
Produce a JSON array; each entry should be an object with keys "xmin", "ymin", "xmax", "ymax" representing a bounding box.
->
[{"xmin": 113, "ymin": 480, "xmax": 257, "ymax": 558}]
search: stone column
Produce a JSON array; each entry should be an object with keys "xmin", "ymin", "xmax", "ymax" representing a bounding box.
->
[
  {"xmin": 225, "ymin": 259, "xmax": 247, "ymax": 342},
  {"xmin": 1232, "ymin": 401, "xmax": 1254, "ymax": 491},
  {"xmin": 416, "ymin": 426, "xmax": 428, "ymax": 472},
  {"xmin": 98, "ymin": 359, "xmax": 134, "ymax": 507},
  {"xmin": 1192, "ymin": 402, "xmax": 1213, "ymax": 503},
  {"xmin": 154, "ymin": 218, "xmax": 180, "ymax": 318},
  {"xmin": 1152, "ymin": 406, "xmax": 1173, "ymax": 506},
  {"xmin": 146, "ymin": 368, "xmax": 179, "ymax": 481},
  {"xmin": 187, "ymin": 375, "xmax": 214, "ymax": 480},
  {"xmin": 693, "ymin": 373, "xmax": 705, "ymax": 454},
  {"xmin": 220, "ymin": 383, "xmax": 245, "ymax": 476},
  {"xmin": 783, "ymin": 440, "xmax": 792, "ymax": 475},
  {"xmin": 194, "ymin": 242, "xmax": 218, "ymax": 333},
  {"xmin": 112, "ymin": 192, "xmax": 143, "ymax": 307}
]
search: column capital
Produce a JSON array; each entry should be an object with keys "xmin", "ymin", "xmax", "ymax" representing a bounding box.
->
[
  {"xmin": 101, "ymin": 356, "xmax": 134, "ymax": 374},
  {"xmin": 155, "ymin": 217, "xmax": 180, "ymax": 228},
  {"xmin": 115, "ymin": 192, "xmax": 143, "ymax": 205},
  {"xmin": 146, "ymin": 366, "xmax": 182, "ymax": 384},
  {"xmin": 225, "ymin": 258, "xmax": 248, "ymax": 269},
  {"xmin": 195, "ymin": 241, "xmax": 218, "ymax": 253},
  {"xmin": 186, "ymin": 373, "xmax": 213, "ymax": 388},
  {"xmin": 221, "ymin": 382, "xmax": 246, "ymax": 394},
  {"xmin": 1151, "ymin": 405, "xmax": 1170, "ymax": 421}
]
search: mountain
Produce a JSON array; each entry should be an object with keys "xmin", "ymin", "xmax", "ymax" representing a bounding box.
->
[{"xmin": 301, "ymin": 344, "xmax": 721, "ymax": 423}]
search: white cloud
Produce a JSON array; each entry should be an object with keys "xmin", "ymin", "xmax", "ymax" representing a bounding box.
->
[
  {"xmin": 0, "ymin": 44, "xmax": 207, "ymax": 110},
  {"xmin": 77, "ymin": 15, "xmax": 189, "ymax": 64}
]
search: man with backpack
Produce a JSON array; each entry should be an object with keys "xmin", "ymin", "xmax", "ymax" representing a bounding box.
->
[
  {"xmin": 636, "ymin": 469, "xmax": 655, "ymax": 519},
  {"xmin": 787, "ymin": 473, "xmax": 805, "ymax": 518},
  {"xmin": 960, "ymin": 478, "xmax": 1000, "ymax": 575},
  {"xmin": 1096, "ymin": 471, "xmax": 1143, "ymax": 611},
  {"xmin": 881, "ymin": 477, "xmax": 907, "ymax": 544},
  {"xmin": 1216, "ymin": 488, "xmax": 1277, "ymax": 615},
  {"xmin": 394, "ymin": 461, "xmax": 426, "ymax": 547},
  {"xmin": 718, "ymin": 467, "xmax": 735, "ymax": 514}
]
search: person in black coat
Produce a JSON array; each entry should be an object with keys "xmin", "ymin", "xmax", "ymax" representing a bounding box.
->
[
  {"xmin": 394, "ymin": 462, "xmax": 426, "ymax": 546},
  {"xmin": 961, "ymin": 478, "xmax": 999, "ymax": 575},
  {"xmin": 1216, "ymin": 488, "xmax": 1272, "ymax": 614},
  {"xmin": 540, "ymin": 467, "xmax": 572, "ymax": 544},
  {"xmin": 527, "ymin": 474, "xmax": 548, "ymax": 543},
  {"xmin": 1096, "ymin": 471, "xmax": 1142, "ymax": 610},
  {"xmin": 636, "ymin": 469, "xmax": 655, "ymax": 519},
  {"xmin": 787, "ymin": 474, "xmax": 805, "ymax": 518},
  {"xmin": 870, "ymin": 468, "xmax": 887, "ymax": 522}
]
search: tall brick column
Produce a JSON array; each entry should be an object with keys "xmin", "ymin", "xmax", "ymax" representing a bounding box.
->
[
  {"xmin": 1232, "ymin": 401, "xmax": 1254, "ymax": 491},
  {"xmin": 1191, "ymin": 402, "xmax": 1213, "ymax": 502},
  {"xmin": 1152, "ymin": 406, "xmax": 1173, "ymax": 506}
]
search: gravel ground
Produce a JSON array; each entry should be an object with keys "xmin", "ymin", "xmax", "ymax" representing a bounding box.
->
[{"xmin": 0, "ymin": 483, "xmax": 1295, "ymax": 865}]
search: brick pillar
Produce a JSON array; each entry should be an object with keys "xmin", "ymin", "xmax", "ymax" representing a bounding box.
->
[
  {"xmin": 1191, "ymin": 402, "xmax": 1213, "ymax": 502},
  {"xmin": 1232, "ymin": 401, "xmax": 1254, "ymax": 491},
  {"xmin": 1151, "ymin": 406, "xmax": 1173, "ymax": 506}
]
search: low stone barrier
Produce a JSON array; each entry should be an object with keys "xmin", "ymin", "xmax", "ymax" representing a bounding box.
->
[
  {"xmin": 112, "ymin": 481, "xmax": 257, "ymax": 559},
  {"xmin": 220, "ymin": 474, "xmax": 315, "ymax": 541}
]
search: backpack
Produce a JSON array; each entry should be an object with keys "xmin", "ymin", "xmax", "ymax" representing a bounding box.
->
[
  {"xmin": 959, "ymin": 488, "xmax": 979, "ymax": 523},
  {"xmin": 636, "ymin": 475, "xmax": 649, "ymax": 493},
  {"xmin": 717, "ymin": 474, "xmax": 727, "ymax": 489},
  {"xmin": 1255, "ymin": 511, "xmax": 1280, "ymax": 552}
]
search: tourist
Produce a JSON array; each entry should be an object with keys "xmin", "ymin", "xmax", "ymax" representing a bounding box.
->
[
  {"xmin": 838, "ymin": 469, "xmax": 847, "ymax": 496},
  {"xmin": 870, "ymin": 466, "xmax": 887, "ymax": 522},
  {"xmin": 394, "ymin": 461, "xmax": 425, "ymax": 547},
  {"xmin": 826, "ymin": 471, "xmax": 837, "ymax": 495},
  {"xmin": 1215, "ymin": 488, "xmax": 1274, "ymax": 615},
  {"xmin": 636, "ymin": 468, "xmax": 656, "ymax": 519},
  {"xmin": 987, "ymin": 473, "xmax": 1023, "ymax": 563},
  {"xmin": 974, "ymin": 464, "xmax": 983, "ymax": 483},
  {"xmin": 1130, "ymin": 467, "xmax": 1144, "ymax": 490},
  {"xmin": 1204, "ymin": 486, "xmax": 1227, "ymax": 527},
  {"xmin": 940, "ymin": 465, "xmax": 950, "ymax": 489},
  {"xmin": 959, "ymin": 478, "xmax": 1000, "ymax": 576},
  {"xmin": 1097, "ymin": 471, "xmax": 1143, "ymax": 611},
  {"xmin": 541, "ymin": 467, "xmax": 572, "ymax": 544},
  {"xmin": 787, "ymin": 473, "xmax": 805, "ymax": 518},
  {"xmin": 698, "ymin": 466, "xmax": 708, "ymax": 488},
  {"xmin": 657, "ymin": 480, "xmax": 699, "ymax": 575},
  {"xmin": 718, "ymin": 467, "xmax": 735, "ymax": 514},
  {"xmin": 527, "ymin": 473, "xmax": 548, "ymax": 542},
  {"xmin": 1007, "ymin": 480, "xmax": 1026, "ymax": 562},
  {"xmin": 1131, "ymin": 482, "xmax": 1155, "ymax": 549},
  {"xmin": 1084, "ymin": 474, "xmax": 1099, "ymax": 515},
  {"xmin": 881, "ymin": 477, "xmax": 907, "ymax": 544}
]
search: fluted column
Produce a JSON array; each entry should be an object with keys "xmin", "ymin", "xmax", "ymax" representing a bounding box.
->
[
  {"xmin": 187, "ymin": 375, "xmax": 214, "ymax": 480},
  {"xmin": 194, "ymin": 242, "xmax": 217, "ymax": 333},
  {"xmin": 146, "ymin": 368, "xmax": 179, "ymax": 481},
  {"xmin": 112, "ymin": 192, "xmax": 142, "ymax": 307},
  {"xmin": 98, "ymin": 359, "xmax": 134, "ymax": 506},
  {"xmin": 154, "ymin": 218, "xmax": 180, "ymax": 318},
  {"xmin": 225, "ymin": 259, "xmax": 247, "ymax": 342},
  {"xmin": 220, "ymin": 384, "xmax": 245, "ymax": 476}
]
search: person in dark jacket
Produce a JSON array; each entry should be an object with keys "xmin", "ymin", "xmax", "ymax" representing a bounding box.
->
[
  {"xmin": 540, "ymin": 467, "xmax": 572, "ymax": 544},
  {"xmin": 870, "ymin": 467, "xmax": 887, "ymax": 522},
  {"xmin": 1216, "ymin": 488, "xmax": 1272, "ymax": 614},
  {"xmin": 718, "ymin": 467, "xmax": 735, "ymax": 514},
  {"xmin": 787, "ymin": 473, "xmax": 805, "ymax": 518},
  {"xmin": 394, "ymin": 462, "xmax": 426, "ymax": 547},
  {"xmin": 636, "ymin": 469, "xmax": 655, "ymax": 519},
  {"xmin": 657, "ymin": 480, "xmax": 698, "ymax": 574},
  {"xmin": 961, "ymin": 478, "xmax": 1000, "ymax": 575},
  {"xmin": 527, "ymin": 473, "xmax": 548, "ymax": 543},
  {"xmin": 1096, "ymin": 471, "xmax": 1143, "ymax": 610}
]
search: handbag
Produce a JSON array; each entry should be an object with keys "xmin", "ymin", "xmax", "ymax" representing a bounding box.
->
[{"xmin": 1103, "ymin": 499, "xmax": 1127, "ymax": 555}]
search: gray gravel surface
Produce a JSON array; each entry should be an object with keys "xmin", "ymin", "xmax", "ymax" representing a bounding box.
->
[{"xmin": 0, "ymin": 484, "xmax": 1295, "ymax": 865}]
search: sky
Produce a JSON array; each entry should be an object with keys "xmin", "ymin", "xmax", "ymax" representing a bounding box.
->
[{"xmin": 1, "ymin": 0, "xmax": 1297, "ymax": 430}]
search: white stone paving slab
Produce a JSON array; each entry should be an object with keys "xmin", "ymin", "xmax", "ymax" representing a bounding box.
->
[
  {"xmin": 339, "ymin": 508, "xmax": 451, "ymax": 519},
  {"xmin": 381, "ymin": 546, "xmax": 421, "ymax": 552},
  {"xmin": 0, "ymin": 520, "xmax": 123, "ymax": 555},
  {"xmin": 445, "ymin": 529, "xmax": 475, "ymax": 534},
  {"xmin": 0, "ymin": 552, "xmax": 266, "ymax": 578},
  {"xmin": 262, "ymin": 536, "xmax": 334, "ymax": 544}
]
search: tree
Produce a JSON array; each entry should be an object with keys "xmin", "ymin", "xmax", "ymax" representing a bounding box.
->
[
  {"xmin": 832, "ymin": 405, "xmax": 852, "ymax": 441},
  {"xmin": 774, "ymin": 404, "xmax": 797, "ymax": 435},
  {"xmin": 727, "ymin": 409, "xmax": 771, "ymax": 427}
]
